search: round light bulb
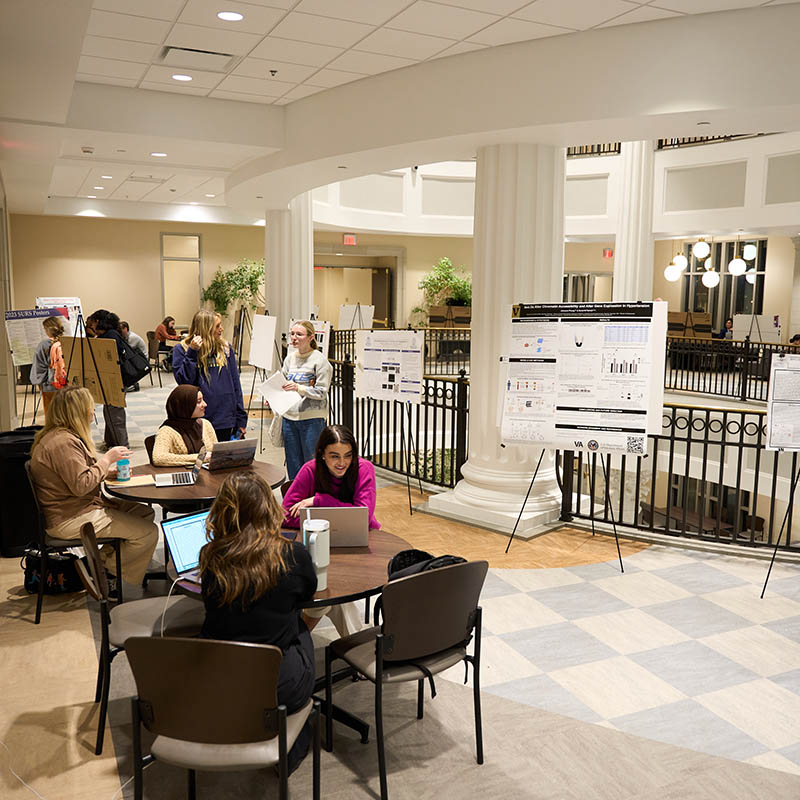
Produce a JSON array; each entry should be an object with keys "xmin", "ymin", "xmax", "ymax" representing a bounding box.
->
[
  {"xmin": 217, "ymin": 11, "xmax": 244, "ymax": 21},
  {"xmin": 673, "ymin": 253, "xmax": 688, "ymax": 270},
  {"xmin": 701, "ymin": 270, "xmax": 720, "ymax": 288},
  {"xmin": 692, "ymin": 240, "xmax": 711, "ymax": 260},
  {"xmin": 746, "ymin": 269, "xmax": 756, "ymax": 285},
  {"xmin": 728, "ymin": 257, "xmax": 746, "ymax": 276},
  {"xmin": 742, "ymin": 243, "xmax": 757, "ymax": 261},
  {"xmin": 664, "ymin": 264, "xmax": 682, "ymax": 282}
]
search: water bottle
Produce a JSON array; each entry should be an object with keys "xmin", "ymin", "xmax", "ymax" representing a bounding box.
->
[
  {"xmin": 116, "ymin": 457, "xmax": 131, "ymax": 482},
  {"xmin": 302, "ymin": 518, "xmax": 330, "ymax": 590}
]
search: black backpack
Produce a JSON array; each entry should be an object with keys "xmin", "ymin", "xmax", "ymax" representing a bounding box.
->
[{"xmin": 119, "ymin": 342, "xmax": 151, "ymax": 387}]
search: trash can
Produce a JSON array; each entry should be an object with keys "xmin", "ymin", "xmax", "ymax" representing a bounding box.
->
[{"xmin": 0, "ymin": 426, "xmax": 42, "ymax": 557}]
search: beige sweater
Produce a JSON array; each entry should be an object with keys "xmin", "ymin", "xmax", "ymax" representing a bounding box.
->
[{"xmin": 151, "ymin": 419, "xmax": 217, "ymax": 466}]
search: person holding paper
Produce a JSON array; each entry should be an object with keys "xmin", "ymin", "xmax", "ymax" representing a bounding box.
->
[
  {"xmin": 151, "ymin": 385, "xmax": 217, "ymax": 467},
  {"xmin": 280, "ymin": 320, "xmax": 332, "ymax": 480}
]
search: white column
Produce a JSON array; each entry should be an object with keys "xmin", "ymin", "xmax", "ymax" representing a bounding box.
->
[
  {"xmin": 428, "ymin": 144, "xmax": 565, "ymax": 537},
  {"xmin": 265, "ymin": 192, "xmax": 313, "ymax": 339},
  {"xmin": 790, "ymin": 237, "xmax": 800, "ymax": 337},
  {"xmin": 613, "ymin": 140, "xmax": 655, "ymax": 302}
]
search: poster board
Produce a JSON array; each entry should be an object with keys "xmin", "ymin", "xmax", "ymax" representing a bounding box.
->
[
  {"xmin": 354, "ymin": 329, "xmax": 424, "ymax": 404},
  {"xmin": 61, "ymin": 336, "xmax": 125, "ymax": 408},
  {"xmin": 338, "ymin": 304, "xmax": 374, "ymax": 331},
  {"xmin": 4, "ymin": 308, "xmax": 68, "ymax": 366},
  {"xmin": 667, "ymin": 312, "xmax": 687, "ymax": 338},
  {"xmin": 429, "ymin": 305, "xmax": 472, "ymax": 328},
  {"xmin": 733, "ymin": 314, "xmax": 781, "ymax": 344},
  {"xmin": 248, "ymin": 314, "xmax": 277, "ymax": 371},
  {"xmin": 766, "ymin": 353, "xmax": 800, "ymax": 450},
  {"xmin": 36, "ymin": 297, "xmax": 83, "ymax": 337},
  {"xmin": 501, "ymin": 301, "xmax": 667, "ymax": 456},
  {"xmin": 290, "ymin": 318, "xmax": 331, "ymax": 359}
]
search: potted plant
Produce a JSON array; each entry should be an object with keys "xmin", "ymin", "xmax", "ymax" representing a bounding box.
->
[
  {"xmin": 202, "ymin": 257, "xmax": 265, "ymax": 317},
  {"xmin": 411, "ymin": 257, "xmax": 472, "ymax": 327}
]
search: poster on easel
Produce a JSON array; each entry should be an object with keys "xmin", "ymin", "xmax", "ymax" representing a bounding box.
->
[
  {"xmin": 61, "ymin": 336, "xmax": 126, "ymax": 408},
  {"xmin": 354, "ymin": 329, "xmax": 424, "ymax": 404},
  {"xmin": 4, "ymin": 308, "xmax": 69, "ymax": 366},
  {"xmin": 338, "ymin": 304, "xmax": 374, "ymax": 331},
  {"xmin": 733, "ymin": 314, "xmax": 781, "ymax": 344},
  {"xmin": 290, "ymin": 318, "xmax": 331, "ymax": 359},
  {"xmin": 501, "ymin": 301, "xmax": 667, "ymax": 456},
  {"xmin": 766, "ymin": 353, "xmax": 800, "ymax": 450},
  {"xmin": 248, "ymin": 315, "xmax": 278, "ymax": 372},
  {"xmin": 36, "ymin": 297, "xmax": 83, "ymax": 337}
]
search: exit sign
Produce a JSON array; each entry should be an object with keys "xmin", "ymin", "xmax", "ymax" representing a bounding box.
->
[
  {"xmin": 343, "ymin": 233, "xmax": 357, "ymax": 246},
  {"xmin": 603, "ymin": 248, "xmax": 613, "ymax": 259}
]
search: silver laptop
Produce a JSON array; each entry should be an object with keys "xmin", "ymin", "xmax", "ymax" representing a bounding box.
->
[
  {"xmin": 154, "ymin": 448, "xmax": 205, "ymax": 487},
  {"xmin": 202, "ymin": 438, "xmax": 257, "ymax": 471},
  {"xmin": 161, "ymin": 509, "xmax": 210, "ymax": 584},
  {"xmin": 306, "ymin": 507, "xmax": 370, "ymax": 547}
]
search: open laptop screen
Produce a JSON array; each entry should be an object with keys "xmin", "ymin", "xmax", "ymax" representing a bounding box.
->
[{"xmin": 161, "ymin": 510, "xmax": 210, "ymax": 574}]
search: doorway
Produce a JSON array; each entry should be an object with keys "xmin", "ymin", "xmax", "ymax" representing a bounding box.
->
[{"xmin": 161, "ymin": 233, "xmax": 201, "ymax": 330}]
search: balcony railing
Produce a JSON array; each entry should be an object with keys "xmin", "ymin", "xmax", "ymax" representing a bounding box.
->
[
  {"xmin": 657, "ymin": 133, "xmax": 773, "ymax": 149},
  {"xmin": 566, "ymin": 143, "xmax": 621, "ymax": 157}
]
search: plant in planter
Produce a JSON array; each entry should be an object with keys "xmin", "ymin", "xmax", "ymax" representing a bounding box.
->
[
  {"xmin": 411, "ymin": 257, "xmax": 472, "ymax": 325},
  {"xmin": 202, "ymin": 257, "xmax": 265, "ymax": 316}
]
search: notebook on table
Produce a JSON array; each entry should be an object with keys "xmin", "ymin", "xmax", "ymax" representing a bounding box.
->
[
  {"xmin": 153, "ymin": 448, "xmax": 205, "ymax": 487},
  {"xmin": 160, "ymin": 509, "xmax": 210, "ymax": 584},
  {"xmin": 305, "ymin": 507, "xmax": 370, "ymax": 547},
  {"xmin": 202, "ymin": 438, "xmax": 257, "ymax": 471}
]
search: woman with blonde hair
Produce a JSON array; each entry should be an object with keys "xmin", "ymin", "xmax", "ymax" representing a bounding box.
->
[
  {"xmin": 172, "ymin": 309, "xmax": 247, "ymax": 441},
  {"xmin": 200, "ymin": 470, "xmax": 316, "ymax": 771},
  {"xmin": 30, "ymin": 315, "xmax": 67, "ymax": 412},
  {"xmin": 29, "ymin": 386, "xmax": 158, "ymax": 586}
]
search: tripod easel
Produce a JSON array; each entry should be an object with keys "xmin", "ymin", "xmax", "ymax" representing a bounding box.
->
[{"xmin": 348, "ymin": 302, "xmax": 366, "ymax": 330}]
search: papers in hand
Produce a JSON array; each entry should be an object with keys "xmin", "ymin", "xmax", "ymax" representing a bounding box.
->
[{"xmin": 257, "ymin": 371, "xmax": 302, "ymax": 416}]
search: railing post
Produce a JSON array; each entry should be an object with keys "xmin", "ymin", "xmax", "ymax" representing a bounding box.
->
[
  {"xmin": 341, "ymin": 353, "xmax": 355, "ymax": 433},
  {"xmin": 560, "ymin": 450, "xmax": 574, "ymax": 522},
  {"xmin": 455, "ymin": 368, "xmax": 468, "ymax": 482},
  {"xmin": 740, "ymin": 338, "xmax": 750, "ymax": 402}
]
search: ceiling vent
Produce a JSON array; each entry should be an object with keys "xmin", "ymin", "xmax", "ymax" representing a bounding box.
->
[
  {"xmin": 160, "ymin": 46, "xmax": 237, "ymax": 72},
  {"xmin": 126, "ymin": 175, "xmax": 167, "ymax": 184}
]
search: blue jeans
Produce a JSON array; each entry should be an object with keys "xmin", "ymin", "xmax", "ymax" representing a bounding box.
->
[{"xmin": 283, "ymin": 417, "xmax": 326, "ymax": 480}]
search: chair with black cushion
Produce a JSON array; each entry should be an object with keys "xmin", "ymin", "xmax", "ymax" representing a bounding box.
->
[
  {"xmin": 324, "ymin": 559, "xmax": 488, "ymax": 800},
  {"xmin": 24, "ymin": 460, "xmax": 124, "ymax": 623},
  {"xmin": 76, "ymin": 523, "xmax": 205, "ymax": 756},
  {"xmin": 146, "ymin": 331, "xmax": 164, "ymax": 386},
  {"xmin": 125, "ymin": 636, "xmax": 321, "ymax": 800}
]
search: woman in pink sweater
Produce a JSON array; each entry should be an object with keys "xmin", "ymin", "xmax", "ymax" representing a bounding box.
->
[{"xmin": 282, "ymin": 424, "xmax": 380, "ymax": 531}]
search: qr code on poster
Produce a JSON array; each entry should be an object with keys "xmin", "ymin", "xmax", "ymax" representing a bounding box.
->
[{"xmin": 626, "ymin": 435, "xmax": 645, "ymax": 455}]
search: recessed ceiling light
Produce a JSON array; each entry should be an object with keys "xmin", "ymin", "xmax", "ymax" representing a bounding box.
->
[
  {"xmin": 172, "ymin": 74, "xmax": 192, "ymax": 82},
  {"xmin": 151, "ymin": 152, "xmax": 167, "ymax": 157},
  {"xmin": 87, "ymin": 195, "xmax": 96, "ymax": 198},
  {"xmin": 205, "ymin": 193, "xmax": 216, "ymax": 198},
  {"xmin": 217, "ymin": 10, "xmax": 244, "ymax": 21},
  {"xmin": 93, "ymin": 186, "xmax": 104, "ymax": 190},
  {"xmin": 101, "ymin": 175, "xmax": 112, "ymax": 179}
]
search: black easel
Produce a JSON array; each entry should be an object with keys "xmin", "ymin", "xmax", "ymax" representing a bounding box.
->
[
  {"xmin": 588, "ymin": 454, "xmax": 625, "ymax": 573},
  {"xmin": 348, "ymin": 302, "xmax": 366, "ymax": 330},
  {"xmin": 761, "ymin": 459, "xmax": 800, "ymax": 598},
  {"xmin": 401, "ymin": 400, "xmax": 424, "ymax": 515},
  {"xmin": 505, "ymin": 448, "xmax": 546, "ymax": 554}
]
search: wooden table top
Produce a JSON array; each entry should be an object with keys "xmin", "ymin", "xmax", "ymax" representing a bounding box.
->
[{"xmin": 104, "ymin": 460, "xmax": 285, "ymax": 504}]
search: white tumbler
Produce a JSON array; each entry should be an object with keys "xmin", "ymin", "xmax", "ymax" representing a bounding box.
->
[{"xmin": 302, "ymin": 518, "xmax": 330, "ymax": 591}]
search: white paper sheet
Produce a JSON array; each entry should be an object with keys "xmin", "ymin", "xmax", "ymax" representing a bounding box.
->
[{"xmin": 256, "ymin": 370, "xmax": 302, "ymax": 416}]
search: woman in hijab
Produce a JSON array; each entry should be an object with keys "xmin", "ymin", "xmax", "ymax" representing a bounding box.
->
[{"xmin": 151, "ymin": 385, "xmax": 218, "ymax": 467}]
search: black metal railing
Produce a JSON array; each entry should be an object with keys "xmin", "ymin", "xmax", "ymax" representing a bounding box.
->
[
  {"xmin": 657, "ymin": 134, "xmax": 773, "ymax": 149},
  {"xmin": 328, "ymin": 357, "xmax": 469, "ymax": 489},
  {"xmin": 566, "ymin": 143, "xmax": 621, "ymax": 157},
  {"xmin": 558, "ymin": 402, "xmax": 799, "ymax": 552}
]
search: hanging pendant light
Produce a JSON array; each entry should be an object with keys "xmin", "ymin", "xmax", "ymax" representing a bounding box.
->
[
  {"xmin": 664, "ymin": 263, "xmax": 682, "ymax": 282},
  {"xmin": 743, "ymin": 243, "xmax": 757, "ymax": 261},
  {"xmin": 702, "ymin": 268, "xmax": 720, "ymax": 288},
  {"xmin": 673, "ymin": 252, "xmax": 688, "ymax": 270},
  {"xmin": 728, "ymin": 231, "xmax": 746, "ymax": 276},
  {"xmin": 692, "ymin": 238, "xmax": 711, "ymax": 260},
  {"xmin": 745, "ymin": 268, "xmax": 756, "ymax": 285}
]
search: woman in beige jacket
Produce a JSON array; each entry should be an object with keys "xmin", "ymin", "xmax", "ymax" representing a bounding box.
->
[{"xmin": 152, "ymin": 384, "xmax": 217, "ymax": 467}]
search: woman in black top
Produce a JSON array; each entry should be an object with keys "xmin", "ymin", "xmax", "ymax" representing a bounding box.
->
[{"xmin": 199, "ymin": 471, "xmax": 317, "ymax": 769}]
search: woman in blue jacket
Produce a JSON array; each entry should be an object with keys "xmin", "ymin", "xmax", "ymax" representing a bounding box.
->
[{"xmin": 172, "ymin": 310, "xmax": 247, "ymax": 441}]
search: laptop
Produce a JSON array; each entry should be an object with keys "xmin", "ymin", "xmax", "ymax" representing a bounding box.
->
[
  {"xmin": 161, "ymin": 509, "xmax": 210, "ymax": 584},
  {"xmin": 154, "ymin": 448, "xmax": 205, "ymax": 487},
  {"xmin": 305, "ymin": 507, "xmax": 370, "ymax": 547},
  {"xmin": 202, "ymin": 438, "xmax": 257, "ymax": 471}
]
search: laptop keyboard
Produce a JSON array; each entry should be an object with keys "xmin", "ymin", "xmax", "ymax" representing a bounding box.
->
[{"xmin": 172, "ymin": 472, "xmax": 193, "ymax": 485}]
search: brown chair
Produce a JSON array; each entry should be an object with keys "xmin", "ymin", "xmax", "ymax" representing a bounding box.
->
[
  {"xmin": 146, "ymin": 331, "xmax": 165, "ymax": 386},
  {"xmin": 144, "ymin": 434, "xmax": 156, "ymax": 465},
  {"xmin": 125, "ymin": 637, "xmax": 321, "ymax": 800},
  {"xmin": 76, "ymin": 523, "xmax": 205, "ymax": 756},
  {"xmin": 325, "ymin": 560, "xmax": 488, "ymax": 800},
  {"xmin": 24, "ymin": 460, "xmax": 124, "ymax": 623}
]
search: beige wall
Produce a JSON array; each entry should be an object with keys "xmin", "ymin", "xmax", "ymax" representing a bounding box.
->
[
  {"xmin": 564, "ymin": 241, "xmax": 615, "ymax": 274},
  {"xmin": 314, "ymin": 266, "xmax": 374, "ymax": 323},
  {"xmin": 9, "ymin": 214, "xmax": 264, "ymax": 340},
  {"xmin": 764, "ymin": 236, "xmax": 794, "ymax": 340}
]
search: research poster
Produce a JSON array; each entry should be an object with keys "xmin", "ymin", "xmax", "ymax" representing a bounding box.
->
[
  {"xmin": 36, "ymin": 297, "xmax": 83, "ymax": 337},
  {"xmin": 290, "ymin": 318, "xmax": 331, "ymax": 359},
  {"xmin": 766, "ymin": 353, "xmax": 800, "ymax": 450},
  {"xmin": 501, "ymin": 302, "xmax": 667, "ymax": 455},
  {"xmin": 338, "ymin": 304, "xmax": 374, "ymax": 331},
  {"xmin": 248, "ymin": 314, "xmax": 278, "ymax": 371},
  {"xmin": 4, "ymin": 308, "xmax": 68, "ymax": 366},
  {"xmin": 354, "ymin": 329, "xmax": 424, "ymax": 404}
]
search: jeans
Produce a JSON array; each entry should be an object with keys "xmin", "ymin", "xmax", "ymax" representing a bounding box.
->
[
  {"xmin": 103, "ymin": 404, "xmax": 128, "ymax": 448},
  {"xmin": 282, "ymin": 417, "xmax": 326, "ymax": 480}
]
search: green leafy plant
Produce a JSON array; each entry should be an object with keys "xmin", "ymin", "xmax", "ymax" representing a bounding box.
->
[
  {"xmin": 202, "ymin": 257, "xmax": 265, "ymax": 316},
  {"xmin": 412, "ymin": 257, "xmax": 472, "ymax": 324}
]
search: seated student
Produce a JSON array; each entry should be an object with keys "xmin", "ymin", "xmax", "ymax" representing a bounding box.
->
[
  {"xmin": 282, "ymin": 424, "xmax": 379, "ymax": 637},
  {"xmin": 29, "ymin": 386, "xmax": 158, "ymax": 587},
  {"xmin": 155, "ymin": 316, "xmax": 180, "ymax": 348},
  {"xmin": 790, "ymin": 334, "xmax": 800, "ymax": 345},
  {"xmin": 200, "ymin": 471, "xmax": 316, "ymax": 772},
  {"xmin": 151, "ymin": 385, "xmax": 217, "ymax": 467},
  {"xmin": 714, "ymin": 317, "xmax": 734, "ymax": 339}
]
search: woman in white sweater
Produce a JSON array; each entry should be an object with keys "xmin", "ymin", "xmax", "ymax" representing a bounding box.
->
[{"xmin": 152, "ymin": 384, "xmax": 217, "ymax": 467}]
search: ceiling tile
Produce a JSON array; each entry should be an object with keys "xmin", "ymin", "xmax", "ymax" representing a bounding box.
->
[
  {"xmin": 469, "ymin": 17, "xmax": 569, "ymax": 46},
  {"xmin": 356, "ymin": 27, "xmax": 455, "ymax": 59},
  {"xmin": 233, "ymin": 57, "xmax": 317, "ymax": 83},
  {"xmin": 142, "ymin": 65, "xmax": 224, "ymax": 89},
  {"xmin": 597, "ymin": 5, "xmax": 681, "ymax": 26},
  {"xmin": 433, "ymin": 0, "xmax": 530, "ymax": 13},
  {"xmin": 139, "ymin": 81, "xmax": 211, "ymax": 96},
  {"xmin": 87, "ymin": 10, "xmax": 172, "ymax": 43},
  {"xmin": 215, "ymin": 73, "xmax": 295, "ymax": 95},
  {"xmin": 268, "ymin": 12, "xmax": 375, "ymax": 48},
  {"xmin": 209, "ymin": 89, "xmax": 277, "ymax": 103},
  {"xmin": 304, "ymin": 68, "xmax": 366, "ymax": 88},
  {"xmin": 177, "ymin": 0, "xmax": 287, "ymax": 35},
  {"xmin": 76, "ymin": 73, "xmax": 140, "ymax": 87},
  {"xmin": 250, "ymin": 36, "xmax": 343, "ymax": 66},
  {"xmin": 294, "ymin": 0, "xmax": 414, "ymax": 26},
  {"xmin": 280, "ymin": 84, "xmax": 326, "ymax": 101},
  {"xmin": 112, "ymin": 180, "xmax": 160, "ymax": 201},
  {"xmin": 387, "ymin": 1, "xmax": 499, "ymax": 40},
  {"xmin": 327, "ymin": 50, "xmax": 417, "ymax": 74},
  {"xmin": 50, "ymin": 165, "xmax": 93, "ymax": 197},
  {"xmin": 231, "ymin": 0, "xmax": 294, "ymax": 7},
  {"xmin": 165, "ymin": 23, "xmax": 263, "ymax": 55},
  {"xmin": 654, "ymin": 0, "xmax": 763, "ymax": 11},
  {"xmin": 78, "ymin": 55, "xmax": 148, "ymax": 80},
  {"xmin": 92, "ymin": 0, "xmax": 185, "ymax": 21},
  {"xmin": 514, "ymin": 0, "xmax": 641, "ymax": 30},
  {"xmin": 82, "ymin": 35, "xmax": 158, "ymax": 63},
  {"xmin": 428, "ymin": 40, "xmax": 487, "ymax": 59}
]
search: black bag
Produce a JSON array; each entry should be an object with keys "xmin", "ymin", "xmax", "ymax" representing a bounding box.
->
[
  {"xmin": 119, "ymin": 343, "xmax": 151, "ymax": 387},
  {"xmin": 387, "ymin": 549, "xmax": 467, "ymax": 581},
  {"xmin": 22, "ymin": 548, "xmax": 84, "ymax": 595}
]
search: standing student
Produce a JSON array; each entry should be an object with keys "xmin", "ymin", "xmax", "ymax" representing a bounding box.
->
[
  {"xmin": 29, "ymin": 316, "xmax": 67, "ymax": 413},
  {"xmin": 120, "ymin": 321, "xmax": 146, "ymax": 392},
  {"xmin": 172, "ymin": 309, "xmax": 247, "ymax": 442},
  {"xmin": 91, "ymin": 309, "xmax": 129, "ymax": 449},
  {"xmin": 281, "ymin": 321, "xmax": 332, "ymax": 481}
]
